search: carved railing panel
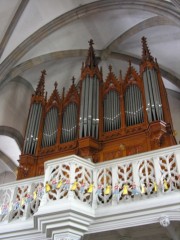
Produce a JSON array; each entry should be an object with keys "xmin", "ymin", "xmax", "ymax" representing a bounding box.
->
[
  {"xmin": 74, "ymin": 164, "xmax": 93, "ymax": 204},
  {"xmin": 159, "ymin": 153, "xmax": 180, "ymax": 191},
  {"xmin": 96, "ymin": 167, "xmax": 112, "ymax": 205},
  {"xmin": 138, "ymin": 159, "xmax": 155, "ymax": 195},
  {"xmin": 117, "ymin": 163, "xmax": 133, "ymax": 200},
  {"xmin": 10, "ymin": 185, "xmax": 29, "ymax": 221},
  {"xmin": 0, "ymin": 188, "xmax": 13, "ymax": 222},
  {"xmin": 47, "ymin": 163, "xmax": 70, "ymax": 201}
]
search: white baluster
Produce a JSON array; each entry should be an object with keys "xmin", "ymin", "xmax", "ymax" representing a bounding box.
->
[
  {"xmin": 92, "ymin": 168, "xmax": 97, "ymax": 209},
  {"xmin": 112, "ymin": 165, "xmax": 118, "ymax": 205},
  {"xmin": 153, "ymin": 156, "xmax": 162, "ymax": 184},
  {"xmin": 68, "ymin": 161, "xmax": 76, "ymax": 201},
  {"xmin": 8, "ymin": 186, "xmax": 18, "ymax": 223},
  {"xmin": 175, "ymin": 150, "xmax": 180, "ymax": 174},
  {"xmin": 40, "ymin": 164, "xmax": 51, "ymax": 207},
  {"xmin": 132, "ymin": 161, "xmax": 140, "ymax": 189},
  {"xmin": 24, "ymin": 182, "xmax": 35, "ymax": 219}
]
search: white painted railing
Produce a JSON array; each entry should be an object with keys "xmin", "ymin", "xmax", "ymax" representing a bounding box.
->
[{"xmin": 0, "ymin": 145, "xmax": 180, "ymax": 224}]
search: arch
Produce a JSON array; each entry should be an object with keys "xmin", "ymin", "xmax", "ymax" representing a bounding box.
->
[
  {"xmin": 0, "ymin": 126, "xmax": 23, "ymax": 150},
  {"xmin": 0, "ymin": 0, "xmax": 179, "ymax": 87},
  {"xmin": 106, "ymin": 16, "xmax": 177, "ymax": 52}
]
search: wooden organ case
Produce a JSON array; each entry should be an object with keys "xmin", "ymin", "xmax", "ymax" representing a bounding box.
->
[{"xmin": 17, "ymin": 37, "xmax": 176, "ymax": 180}]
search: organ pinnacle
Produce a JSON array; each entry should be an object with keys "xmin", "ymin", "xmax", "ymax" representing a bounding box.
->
[
  {"xmin": 141, "ymin": 36, "xmax": 154, "ymax": 62},
  {"xmin": 35, "ymin": 69, "xmax": 46, "ymax": 96},
  {"xmin": 85, "ymin": 39, "xmax": 97, "ymax": 69}
]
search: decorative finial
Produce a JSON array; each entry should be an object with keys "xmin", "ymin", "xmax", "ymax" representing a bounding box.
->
[
  {"xmin": 62, "ymin": 87, "xmax": 65, "ymax": 99},
  {"xmin": 35, "ymin": 69, "xmax": 46, "ymax": 96},
  {"xmin": 108, "ymin": 65, "xmax": 112, "ymax": 73},
  {"xmin": 54, "ymin": 81, "xmax": 58, "ymax": 89},
  {"xmin": 41, "ymin": 69, "xmax": 46, "ymax": 76},
  {"xmin": 119, "ymin": 70, "xmax": 122, "ymax": 79},
  {"xmin": 88, "ymin": 39, "xmax": 94, "ymax": 47},
  {"xmin": 141, "ymin": 36, "xmax": 153, "ymax": 62},
  {"xmin": 129, "ymin": 59, "xmax": 131, "ymax": 67},
  {"xmin": 85, "ymin": 39, "xmax": 96, "ymax": 69},
  {"xmin": 72, "ymin": 76, "xmax": 75, "ymax": 85}
]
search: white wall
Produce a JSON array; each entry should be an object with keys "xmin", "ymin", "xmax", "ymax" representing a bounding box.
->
[
  {"xmin": 167, "ymin": 90, "xmax": 180, "ymax": 144},
  {"xmin": 0, "ymin": 171, "xmax": 16, "ymax": 184}
]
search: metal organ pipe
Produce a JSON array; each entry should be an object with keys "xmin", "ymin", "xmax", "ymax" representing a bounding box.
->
[
  {"xmin": 61, "ymin": 103, "xmax": 78, "ymax": 143},
  {"xmin": 80, "ymin": 75, "xmax": 99, "ymax": 139},
  {"xmin": 42, "ymin": 107, "xmax": 58, "ymax": 148},
  {"xmin": 95, "ymin": 76, "xmax": 99, "ymax": 138},
  {"xmin": 27, "ymin": 103, "xmax": 38, "ymax": 154},
  {"xmin": 103, "ymin": 90, "xmax": 121, "ymax": 132},
  {"xmin": 79, "ymin": 76, "xmax": 85, "ymax": 138},
  {"xmin": 125, "ymin": 88, "xmax": 129, "ymax": 126},
  {"xmin": 152, "ymin": 69, "xmax": 163, "ymax": 120},
  {"xmin": 30, "ymin": 104, "xmax": 42, "ymax": 154},
  {"xmin": 27, "ymin": 104, "xmax": 38, "ymax": 154},
  {"xmin": 125, "ymin": 85, "xmax": 143, "ymax": 127},
  {"xmin": 147, "ymin": 69, "xmax": 156, "ymax": 120},
  {"xmin": 23, "ymin": 103, "xmax": 42, "ymax": 154},
  {"xmin": 23, "ymin": 103, "xmax": 35, "ymax": 154},
  {"xmin": 88, "ymin": 75, "xmax": 93, "ymax": 136},
  {"xmin": 143, "ymin": 72, "xmax": 152, "ymax": 122},
  {"xmin": 143, "ymin": 68, "xmax": 163, "ymax": 122}
]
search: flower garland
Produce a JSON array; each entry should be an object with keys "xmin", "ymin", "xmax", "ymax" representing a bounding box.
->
[{"xmin": 0, "ymin": 177, "xmax": 179, "ymax": 216}]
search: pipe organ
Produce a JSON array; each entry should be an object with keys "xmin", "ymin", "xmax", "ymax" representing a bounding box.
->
[{"xmin": 17, "ymin": 37, "xmax": 176, "ymax": 180}]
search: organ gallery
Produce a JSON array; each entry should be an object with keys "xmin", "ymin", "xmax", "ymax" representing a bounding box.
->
[{"xmin": 17, "ymin": 37, "xmax": 176, "ymax": 180}]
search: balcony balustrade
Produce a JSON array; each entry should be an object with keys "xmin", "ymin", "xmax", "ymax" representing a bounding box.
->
[{"xmin": 0, "ymin": 145, "xmax": 180, "ymax": 240}]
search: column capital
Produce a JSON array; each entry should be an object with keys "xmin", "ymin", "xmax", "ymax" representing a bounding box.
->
[
  {"xmin": 53, "ymin": 233, "xmax": 81, "ymax": 240},
  {"xmin": 159, "ymin": 216, "xmax": 170, "ymax": 227}
]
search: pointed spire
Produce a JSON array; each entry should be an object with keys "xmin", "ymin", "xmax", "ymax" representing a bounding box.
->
[
  {"xmin": 35, "ymin": 70, "xmax": 46, "ymax": 96},
  {"xmin": 85, "ymin": 39, "xmax": 97, "ymax": 69},
  {"xmin": 54, "ymin": 81, "xmax": 58, "ymax": 90},
  {"xmin": 128, "ymin": 59, "xmax": 131, "ymax": 68},
  {"xmin": 119, "ymin": 70, "xmax": 123, "ymax": 82},
  {"xmin": 108, "ymin": 65, "xmax": 112, "ymax": 73},
  {"xmin": 62, "ymin": 87, "xmax": 65, "ymax": 99},
  {"xmin": 71, "ymin": 76, "xmax": 75, "ymax": 85},
  {"xmin": 141, "ymin": 36, "xmax": 154, "ymax": 62}
]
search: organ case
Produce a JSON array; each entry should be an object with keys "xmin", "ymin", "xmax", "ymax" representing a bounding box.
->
[{"xmin": 17, "ymin": 37, "xmax": 176, "ymax": 180}]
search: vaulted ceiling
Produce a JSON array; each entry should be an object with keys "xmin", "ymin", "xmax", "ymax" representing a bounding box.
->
[{"xmin": 0, "ymin": 0, "xmax": 179, "ymax": 181}]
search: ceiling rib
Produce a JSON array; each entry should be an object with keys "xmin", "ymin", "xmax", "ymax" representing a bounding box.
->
[
  {"xmin": 0, "ymin": 0, "xmax": 29, "ymax": 59},
  {"xmin": 0, "ymin": 0, "xmax": 179, "ymax": 89},
  {"xmin": 4, "ymin": 49, "xmax": 180, "ymax": 89},
  {"xmin": 0, "ymin": 151, "xmax": 17, "ymax": 173},
  {"xmin": 105, "ymin": 16, "xmax": 177, "ymax": 53}
]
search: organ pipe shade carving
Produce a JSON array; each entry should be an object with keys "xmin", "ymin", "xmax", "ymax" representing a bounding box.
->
[
  {"xmin": 143, "ymin": 68, "xmax": 163, "ymax": 122},
  {"xmin": 61, "ymin": 102, "xmax": 78, "ymax": 143},
  {"xmin": 23, "ymin": 103, "xmax": 42, "ymax": 154},
  {"xmin": 104, "ymin": 90, "xmax": 121, "ymax": 132},
  {"xmin": 125, "ymin": 85, "xmax": 144, "ymax": 127},
  {"xmin": 42, "ymin": 107, "xmax": 59, "ymax": 147},
  {"xmin": 79, "ymin": 75, "xmax": 99, "ymax": 139}
]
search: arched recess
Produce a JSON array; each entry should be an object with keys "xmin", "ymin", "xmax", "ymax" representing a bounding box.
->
[
  {"xmin": 0, "ymin": 126, "xmax": 23, "ymax": 150},
  {"xmin": 0, "ymin": 76, "xmax": 34, "ymax": 137}
]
